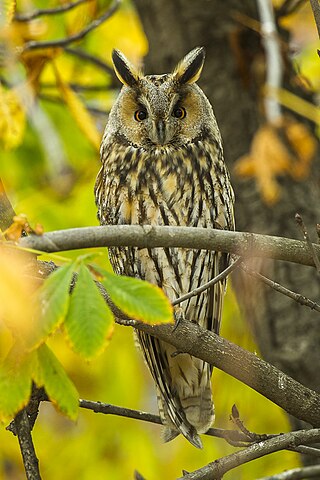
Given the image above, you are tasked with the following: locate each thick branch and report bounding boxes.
[17,225,320,268]
[180,429,320,479]
[126,320,320,428]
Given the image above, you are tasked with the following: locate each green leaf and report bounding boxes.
[28,263,74,349]
[34,344,78,421]
[64,263,114,359]
[0,347,35,423]
[97,267,173,324]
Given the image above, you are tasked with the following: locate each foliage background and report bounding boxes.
[0,0,319,478]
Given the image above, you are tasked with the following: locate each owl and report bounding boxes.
[95,47,234,449]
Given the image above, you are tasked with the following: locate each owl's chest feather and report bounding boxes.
[96,140,232,230]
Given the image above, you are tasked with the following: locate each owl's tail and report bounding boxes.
[156,349,214,449]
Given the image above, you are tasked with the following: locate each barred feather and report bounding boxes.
[96,135,234,448]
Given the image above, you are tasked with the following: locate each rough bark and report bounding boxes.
[132,0,320,463]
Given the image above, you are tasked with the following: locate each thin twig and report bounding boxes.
[276,0,306,18]
[241,263,320,313]
[23,0,120,52]
[14,0,93,22]
[310,0,320,39]
[134,471,147,480]
[257,464,320,479]
[295,213,320,273]
[13,409,41,480]
[41,81,111,92]
[77,398,320,458]
[65,47,115,76]
[172,257,242,306]
[257,0,283,123]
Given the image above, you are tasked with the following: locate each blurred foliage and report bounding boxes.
[1,0,319,478]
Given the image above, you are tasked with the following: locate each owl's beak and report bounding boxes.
[153,119,166,145]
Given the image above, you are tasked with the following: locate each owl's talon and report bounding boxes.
[172,306,185,332]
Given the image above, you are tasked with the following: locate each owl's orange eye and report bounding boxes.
[172,107,186,119]
[134,110,147,121]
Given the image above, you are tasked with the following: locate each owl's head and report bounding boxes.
[106,47,218,150]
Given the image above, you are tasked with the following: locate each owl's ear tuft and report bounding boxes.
[173,47,205,85]
[112,49,141,87]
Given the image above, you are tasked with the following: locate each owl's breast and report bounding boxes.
[96,140,234,232]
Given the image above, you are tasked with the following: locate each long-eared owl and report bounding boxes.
[95,47,235,449]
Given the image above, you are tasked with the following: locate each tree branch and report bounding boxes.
[78,398,320,459]
[179,429,320,479]
[257,0,283,123]
[242,264,320,313]
[78,398,255,443]
[22,0,120,52]
[257,464,320,479]
[172,257,243,306]
[124,320,320,428]
[14,0,93,22]
[64,47,115,76]
[17,225,320,268]
[13,409,41,480]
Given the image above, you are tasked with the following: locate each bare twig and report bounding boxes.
[172,257,242,306]
[78,398,320,459]
[276,0,306,18]
[310,0,320,39]
[14,0,93,22]
[257,0,283,123]
[41,81,111,92]
[65,47,115,76]
[17,225,320,268]
[179,429,320,479]
[13,409,41,480]
[257,464,320,479]
[295,213,320,273]
[134,471,147,480]
[23,0,120,52]
[241,263,320,313]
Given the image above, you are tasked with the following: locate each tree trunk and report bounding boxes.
[132,0,320,464]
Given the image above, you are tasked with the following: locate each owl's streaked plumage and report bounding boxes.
[95,47,234,449]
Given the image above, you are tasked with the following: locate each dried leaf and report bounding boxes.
[4,214,37,240]
[21,48,62,92]
[234,117,317,204]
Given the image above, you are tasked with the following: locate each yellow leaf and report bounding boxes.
[1,0,16,26]
[53,64,100,150]
[0,85,25,150]
[0,246,36,341]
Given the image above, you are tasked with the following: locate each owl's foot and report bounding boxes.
[172,306,185,332]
